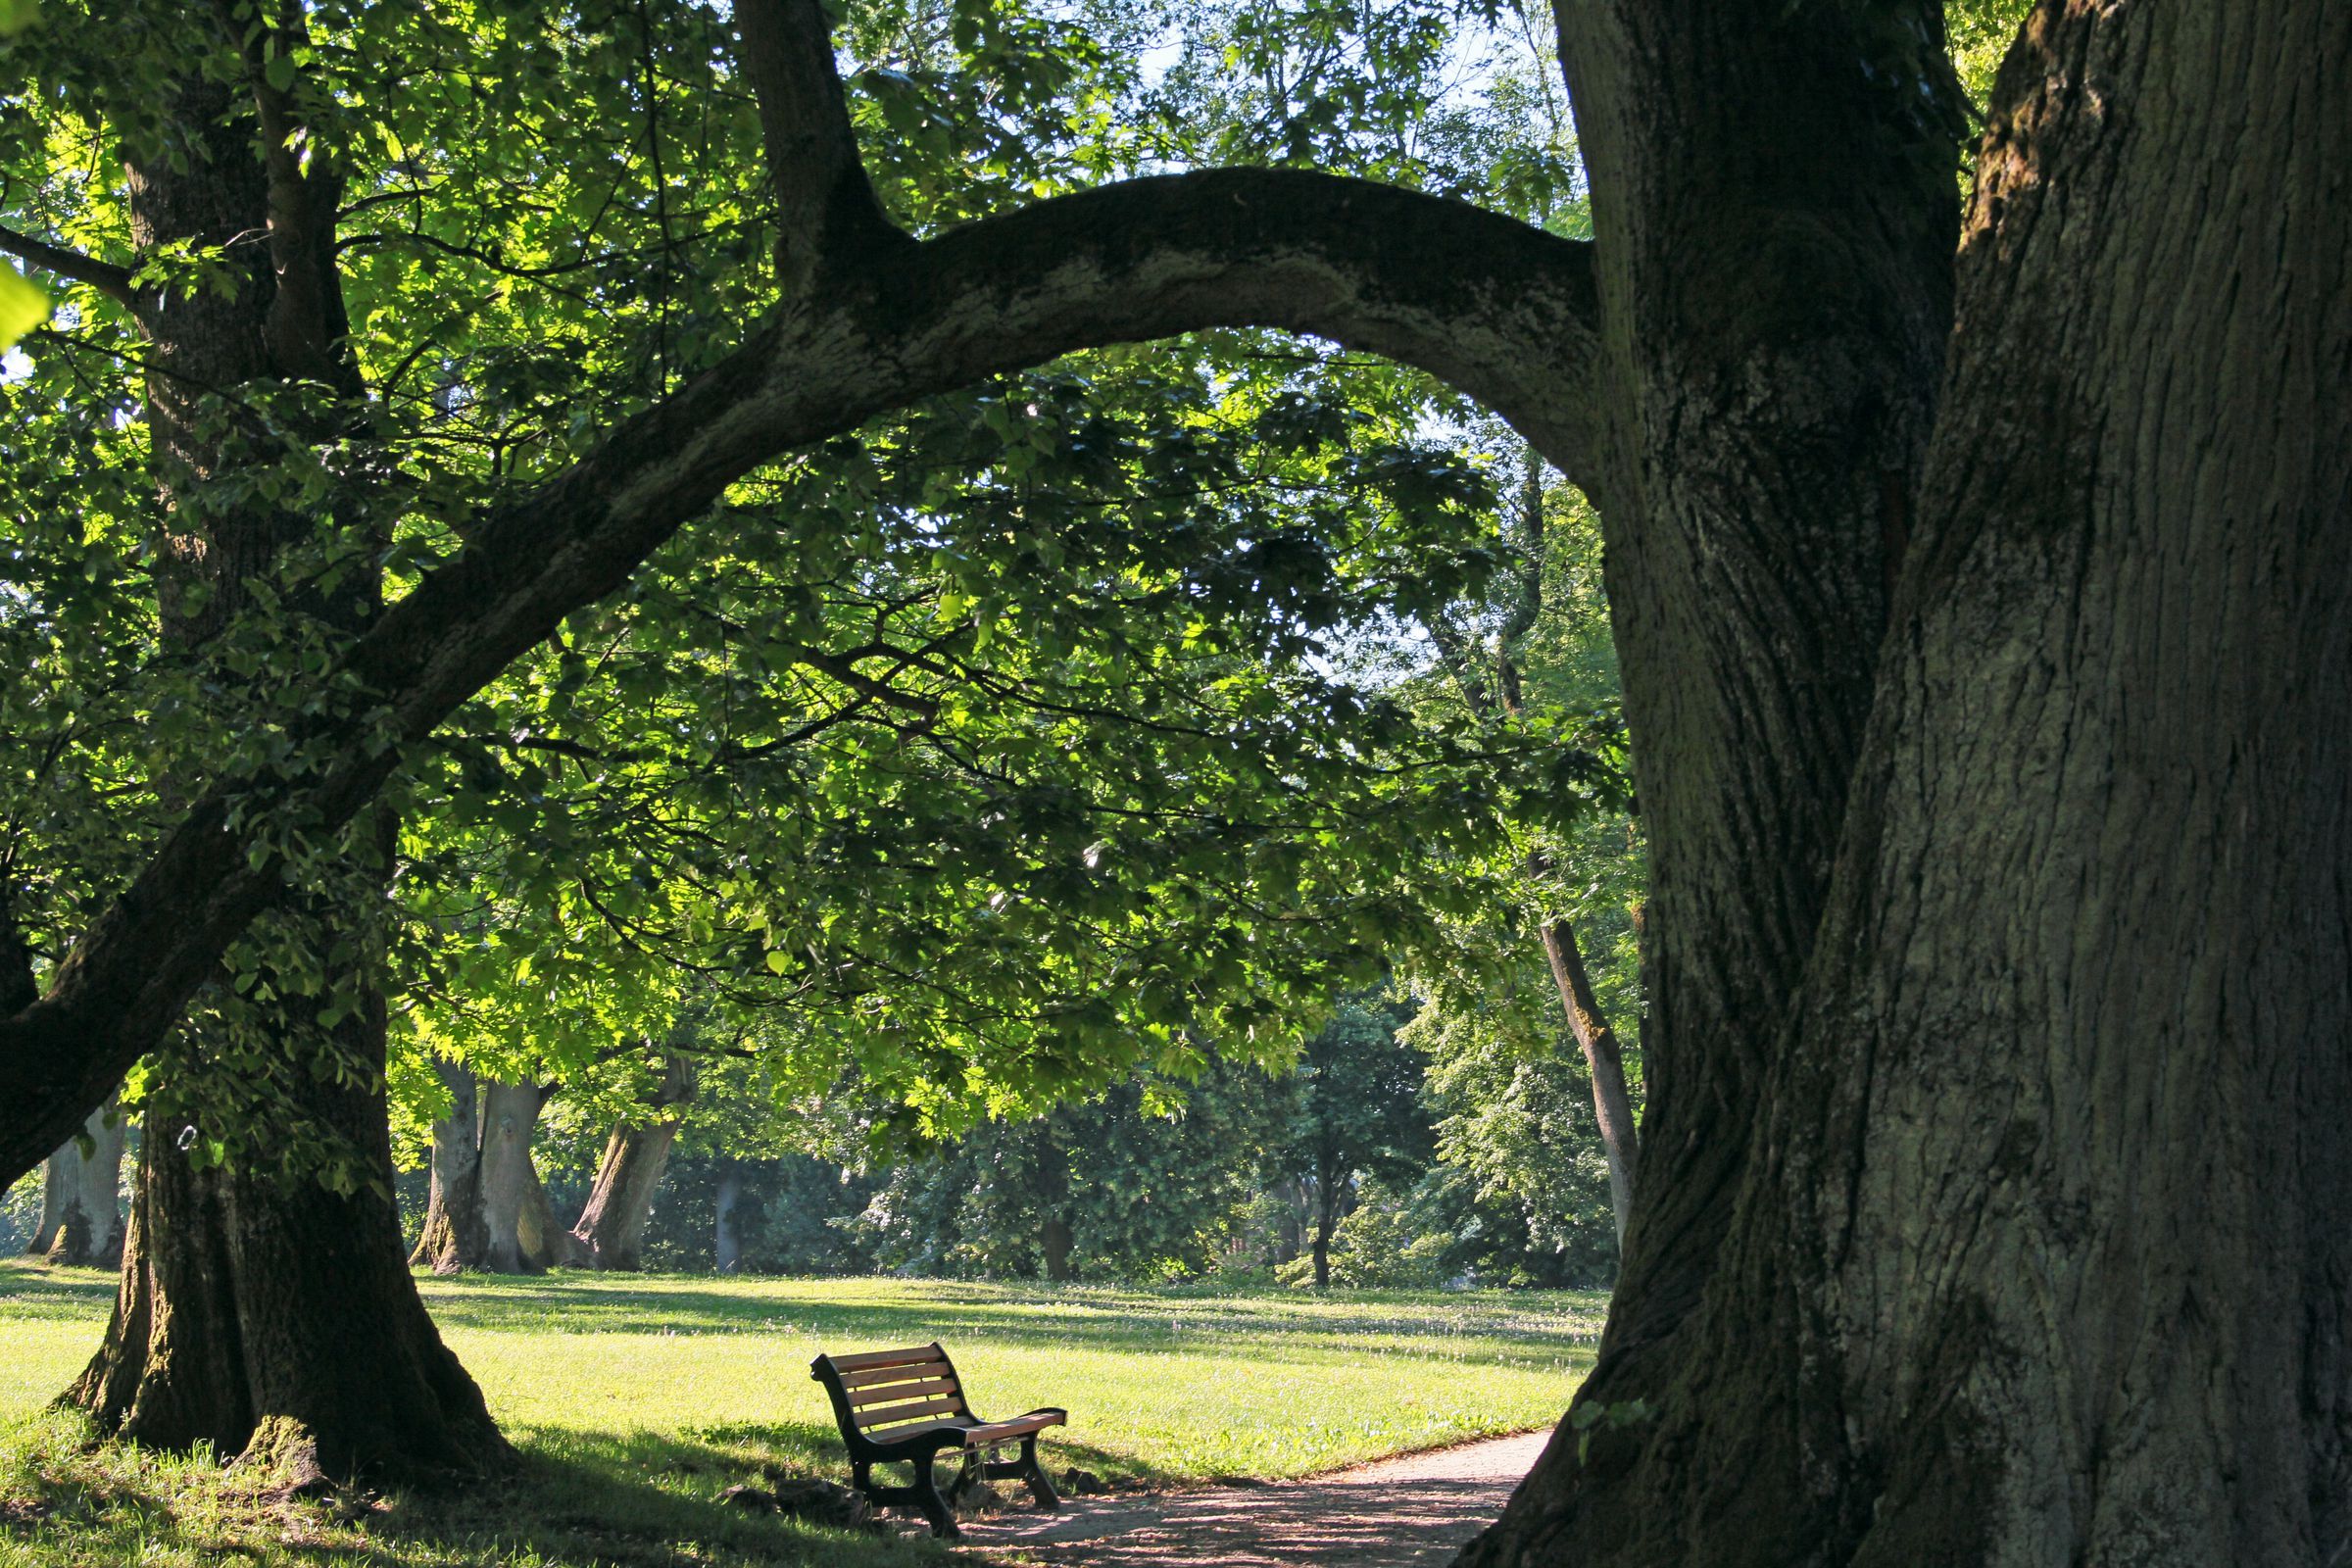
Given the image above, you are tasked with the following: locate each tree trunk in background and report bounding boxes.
[27,1143,72,1256]
[713,1166,744,1273]
[1538,920,1639,1247]
[1309,1176,1340,1290]
[66,58,505,1478]
[569,1054,696,1272]
[476,1081,549,1275]
[1035,1127,1075,1282]
[41,1098,127,1268]
[408,1061,484,1274]
[1462,2,2351,1563]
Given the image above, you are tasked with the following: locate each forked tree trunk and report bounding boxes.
[569,1054,696,1271]
[408,1060,484,1274]
[1462,2,2351,1564]
[477,1081,549,1274]
[1538,920,1639,1247]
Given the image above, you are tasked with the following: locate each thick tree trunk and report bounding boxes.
[476,1081,549,1275]
[1464,2,2351,1564]
[1538,920,1638,1248]
[1034,1129,1075,1282]
[408,1061,484,1274]
[569,1123,681,1273]
[70,1000,508,1482]
[569,1054,695,1272]
[67,57,507,1478]
[40,1099,126,1268]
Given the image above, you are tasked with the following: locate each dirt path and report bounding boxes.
[965,1430,1551,1567]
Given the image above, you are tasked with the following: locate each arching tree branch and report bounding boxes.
[0,166,1597,1187]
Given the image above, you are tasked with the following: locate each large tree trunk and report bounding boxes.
[39,1098,127,1268]
[569,1054,696,1272]
[476,1081,550,1275]
[1463,2,2351,1564]
[1538,920,1638,1248]
[68,55,506,1478]
[408,1060,485,1274]
[70,1000,508,1483]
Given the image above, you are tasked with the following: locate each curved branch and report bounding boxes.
[0,166,1597,1186]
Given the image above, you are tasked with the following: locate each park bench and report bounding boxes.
[809,1343,1065,1538]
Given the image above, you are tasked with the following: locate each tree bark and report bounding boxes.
[1462,2,2352,1564]
[569,1054,696,1271]
[69,997,507,1482]
[408,1060,485,1274]
[476,1081,549,1275]
[1538,921,1639,1248]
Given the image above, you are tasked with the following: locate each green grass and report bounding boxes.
[0,1262,1600,1567]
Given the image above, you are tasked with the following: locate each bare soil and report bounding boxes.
[961,1430,1552,1567]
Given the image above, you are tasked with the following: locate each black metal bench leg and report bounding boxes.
[912,1450,960,1540]
[1018,1436,1059,1511]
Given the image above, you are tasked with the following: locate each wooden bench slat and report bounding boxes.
[858,1396,967,1428]
[837,1359,953,1392]
[962,1411,1066,1444]
[848,1376,960,1410]
[827,1345,948,1373]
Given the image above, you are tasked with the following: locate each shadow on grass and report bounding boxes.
[0,1409,983,1568]
[416,1276,1602,1372]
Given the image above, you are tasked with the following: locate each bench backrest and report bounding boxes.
[810,1344,973,1454]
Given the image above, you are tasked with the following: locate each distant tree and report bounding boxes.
[1264,993,1433,1289]
[855,1055,1289,1282]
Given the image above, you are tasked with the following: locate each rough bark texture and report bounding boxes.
[68,997,508,1481]
[1462,1,2351,1563]
[1538,921,1638,1247]
[408,1061,485,1274]
[569,1055,696,1272]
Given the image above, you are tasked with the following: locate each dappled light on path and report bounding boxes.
[967,1429,1551,1566]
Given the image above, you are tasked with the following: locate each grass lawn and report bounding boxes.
[0,1262,1600,1567]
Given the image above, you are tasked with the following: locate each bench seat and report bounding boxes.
[810,1344,1065,1538]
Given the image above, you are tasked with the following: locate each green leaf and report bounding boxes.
[265,50,298,93]
[0,0,39,36]
[0,266,46,350]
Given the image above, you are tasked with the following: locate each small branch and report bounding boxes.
[0,223,139,309]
